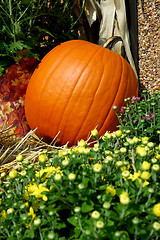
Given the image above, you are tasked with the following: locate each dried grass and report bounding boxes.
[0,125,65,173]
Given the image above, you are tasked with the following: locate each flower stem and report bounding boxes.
[146,229,154,240]
[77,213,84,233]
[39,226,43,240]
[120,206,126,219]
[135,182,143,203]
[134,225,138,240]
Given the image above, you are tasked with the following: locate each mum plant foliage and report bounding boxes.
[0,91,160,240]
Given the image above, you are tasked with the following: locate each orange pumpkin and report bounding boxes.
[25,40,138,146]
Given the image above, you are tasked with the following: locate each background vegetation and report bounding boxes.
[0,0,86,75]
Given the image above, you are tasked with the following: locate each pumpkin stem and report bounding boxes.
[103,36,128,62]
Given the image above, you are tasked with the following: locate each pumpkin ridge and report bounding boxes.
[97,52,124,135]
[72,49,108,143]
[37,44,81,137]
[99,55,137,135]
[58,45,102,145]
[75,49,124,143]
[99,55,129,134]
[25,44,75,136]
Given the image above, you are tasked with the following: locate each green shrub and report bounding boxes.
[0,0,85,75]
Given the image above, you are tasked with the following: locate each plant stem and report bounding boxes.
[134,225,138,240]
[135,182,143,203]
[120,206,126,219]
[146,229,154,240]
[39,226,44,240]
[77,213,84,233]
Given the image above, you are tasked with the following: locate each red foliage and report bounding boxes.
[0,57,39,136]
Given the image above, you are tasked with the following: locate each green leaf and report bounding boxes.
[33,26,55,38]
[151,172,157,182]
[74,228,81,239]
[0,65,4,76]
[9,41,24,52]
[7,238,17,240]
[67,216,78,227]
[56,222,66,230]
[81,201,94,213]
[82,178,89,188]
[67,195,77,203]
[23,229,35,239]
[98,184,107,190]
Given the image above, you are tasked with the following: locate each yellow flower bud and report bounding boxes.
[132,136,139,143]
[96,220,104,229]
[153,222,160,231]
[91,129,99,137]
[147,142,154,148]
[141,171,150,180]
[120,147,127,154]
[156,153,160,159]
[91,210,100,219]
[142,181,149,188]
[16,154,23,162]
[93,163,103,173]
[141,161,151,170]
[78,139,86,147]
[116,130,122,137]
[54,173,62,181]
[38,154,47,163]
[9,170,17,179]
[105,185,116,196]
[122,170,130,178]
[152,164,159,171]
[136,146,147,157]
[153,203,160,217]
[119,192,130,205]
[93,143,99,152]
[68,173,76,181]
[141,137,149,143]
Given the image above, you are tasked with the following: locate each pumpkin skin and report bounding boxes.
[25,40,138,146]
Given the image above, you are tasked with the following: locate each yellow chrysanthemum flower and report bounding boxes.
[1,209,7,221]
[142,180,149,188]
[28,206,36,220]
[58,149,71,157]
[35,166,63,180]
[132,136,139,143]
[38,154,47,163]
[105,185,116,197]
[128,170,141,184]
[91,129,99,137]
[141,171,150,180]
[141,161,151,170]
[136,146,147,157]
[93,143,99,152]
[153,203,160,217]
[141,137,149,143]
[156,153,160,159]
[78,139,86,147]
[119,191,130,205]
[76,146,86,154]
[116,130,122,137]
[25,183,49,201]
[93,163,103,173]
